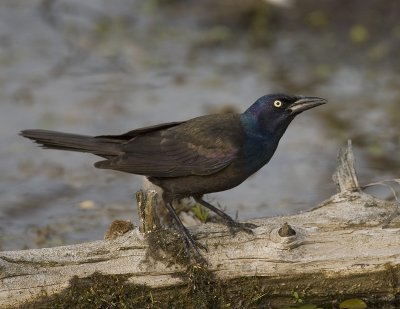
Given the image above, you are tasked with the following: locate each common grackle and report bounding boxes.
[21,94,326,262]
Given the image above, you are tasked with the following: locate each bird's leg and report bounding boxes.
[194,197,258,235]
[163,200,208,263]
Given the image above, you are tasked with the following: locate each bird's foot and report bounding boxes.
[164,201,208,265]
[181,234,208,265]
[186,235,208,252]
[194,197,258,236]
[226,221,258,236]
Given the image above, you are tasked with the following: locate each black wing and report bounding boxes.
[94,114,241,177]
[95,121,185,140]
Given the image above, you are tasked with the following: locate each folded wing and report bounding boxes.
[94,115,240,177]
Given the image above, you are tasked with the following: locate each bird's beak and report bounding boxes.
[288,96,327,115]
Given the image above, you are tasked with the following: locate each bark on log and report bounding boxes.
[1,141,399,308]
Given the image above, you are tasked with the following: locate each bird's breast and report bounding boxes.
[242,138,278,175]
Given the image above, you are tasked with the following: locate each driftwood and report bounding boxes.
[1,141,400,308]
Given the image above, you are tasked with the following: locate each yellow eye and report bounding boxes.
[274,100,282,108]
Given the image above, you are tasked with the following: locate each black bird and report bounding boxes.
[21,94,326,260]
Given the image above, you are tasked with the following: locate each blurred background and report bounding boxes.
[1,0,399,250]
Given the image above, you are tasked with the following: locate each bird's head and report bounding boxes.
[241,93,327,138]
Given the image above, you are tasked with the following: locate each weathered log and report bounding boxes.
[1,141,399,308]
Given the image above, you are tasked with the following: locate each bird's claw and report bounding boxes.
[193,238,208,252]
[243,222,258,229]
[183,237,208,265]
[227,221,258,235]
[177,228,209,264]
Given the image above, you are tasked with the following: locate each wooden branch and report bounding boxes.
[1,141,399,308]
[332,139,360,192]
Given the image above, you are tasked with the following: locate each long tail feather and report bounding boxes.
[20,130,120,157]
